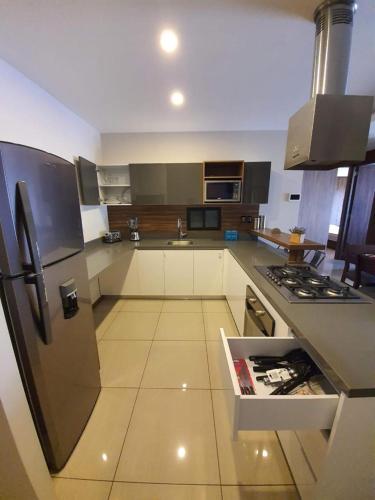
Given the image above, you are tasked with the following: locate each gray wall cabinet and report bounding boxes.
[130,163,203,205]
[243,162,271,204]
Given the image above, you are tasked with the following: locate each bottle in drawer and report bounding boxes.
[233,359,255,395]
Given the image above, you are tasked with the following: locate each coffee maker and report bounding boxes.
[128,217,140,241]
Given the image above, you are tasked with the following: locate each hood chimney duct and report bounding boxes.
[284,0,373,170]
[311,0,357,97]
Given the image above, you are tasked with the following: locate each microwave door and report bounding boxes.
[205,181,239,202]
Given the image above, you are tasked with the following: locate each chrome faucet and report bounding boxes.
[177,217,187,239]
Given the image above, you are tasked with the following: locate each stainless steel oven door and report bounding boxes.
[244,285,275,337]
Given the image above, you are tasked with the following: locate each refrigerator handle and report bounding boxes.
[16,181,52,345]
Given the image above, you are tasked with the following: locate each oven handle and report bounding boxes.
[245,300,269,335]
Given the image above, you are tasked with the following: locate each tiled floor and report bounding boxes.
[54,299,299,500]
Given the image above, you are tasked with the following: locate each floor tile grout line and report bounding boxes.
[54,475,296,487]
[106,307,163,499]
[203,311,224,500]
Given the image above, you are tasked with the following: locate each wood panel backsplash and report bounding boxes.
[108,204,259,237]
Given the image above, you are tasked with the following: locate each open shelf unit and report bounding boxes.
[203,161,244,179]
[97,164,132,205]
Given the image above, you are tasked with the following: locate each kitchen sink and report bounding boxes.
[167,240,194,246]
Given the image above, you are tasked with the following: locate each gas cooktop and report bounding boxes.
[255,265,369,303]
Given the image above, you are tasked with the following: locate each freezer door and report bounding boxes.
[0,142,83,270]
[1,251,100,472]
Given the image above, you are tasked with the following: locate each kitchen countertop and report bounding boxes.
[85,237,375,397]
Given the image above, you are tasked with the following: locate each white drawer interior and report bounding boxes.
[220,329,339,435]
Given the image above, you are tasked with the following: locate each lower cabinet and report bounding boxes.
[223,250,290,337]
[194,250,223,295]
[138,250,164,295]
[223,250,249,334]
[164,250,194,295]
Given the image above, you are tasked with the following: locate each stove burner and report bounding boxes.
[294,288,316,298]
[305,276,329,286]
[283,278,300,286]
[323,287,347,297]
[282,267,299,276]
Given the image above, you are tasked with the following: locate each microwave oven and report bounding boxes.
[204,180,242,203]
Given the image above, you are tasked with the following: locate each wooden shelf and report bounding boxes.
[203,161,244,179]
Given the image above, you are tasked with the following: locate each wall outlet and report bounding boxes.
[241,216,247,223]
[246,216,252,223]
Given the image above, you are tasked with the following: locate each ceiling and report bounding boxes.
[0,0,374,133]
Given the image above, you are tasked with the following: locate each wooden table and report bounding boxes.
[251,228,325,264]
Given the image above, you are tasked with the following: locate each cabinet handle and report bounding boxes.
[247,297,257,304]
[255,310,265,317]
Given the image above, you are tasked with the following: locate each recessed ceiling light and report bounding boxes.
[160,29,178,53]
[170,91,184,107]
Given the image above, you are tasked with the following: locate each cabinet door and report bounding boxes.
[164,251,194,295]
[243,162,271,204]
[166,163,203,204]
[98,250,139,295]
[138,250,164,295]
[194,250,223,295]
[223,250,248,334]
[129,164,167,205]
[77,156,100,205]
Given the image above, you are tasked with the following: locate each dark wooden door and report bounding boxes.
[345,164,375,247]
[297,170,337,245]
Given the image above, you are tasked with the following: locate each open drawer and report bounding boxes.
[219,329,339,437]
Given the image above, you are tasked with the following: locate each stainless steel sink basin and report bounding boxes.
[167,240,194,246]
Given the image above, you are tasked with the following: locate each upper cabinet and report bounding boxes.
[129,164,167,205]
[97,165,131,205]
[242,162,271,204]
[166,163,203,204]
[130,163,202,205]
[77,156,100,205]
[77,157,131,206]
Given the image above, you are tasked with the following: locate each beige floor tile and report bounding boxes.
[141,341,210,389]
[99,341,151,387]
[115,389,220,484]
[204,312,239,340]
[212,391,293,485]
[119,299,164,312]
[202,299,229,313]
[162,299,202,312]
[53,478,112,500]
[110,483,221,500]
[103,312,159,340]
[155,312,205,340]
[55,388,137,481]
[94,311,117,342]
[222,486,299,500]
[93,298,124,314]
[207,341,232,389]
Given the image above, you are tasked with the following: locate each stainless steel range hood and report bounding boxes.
[284,0,374,171]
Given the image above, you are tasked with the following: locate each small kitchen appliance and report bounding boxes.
[256,265,370,303]
[128,217,140,241]
[102,231,122,243]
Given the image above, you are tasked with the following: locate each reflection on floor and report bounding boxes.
[53,299,299,500]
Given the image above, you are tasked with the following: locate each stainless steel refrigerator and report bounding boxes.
[0,142,101,472]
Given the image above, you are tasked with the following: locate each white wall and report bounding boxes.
[0,301,56,500]
[102,131,303,231]
[0,58,108,242]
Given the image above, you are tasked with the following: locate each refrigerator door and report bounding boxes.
[1,251,100,472]
[0,142,83,272]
